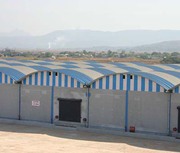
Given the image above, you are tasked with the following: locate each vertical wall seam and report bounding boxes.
[125,90,129,132]
[168,93,172,136]
[51,86,54,124]
[18,83,21,120]
[87,87,90,128]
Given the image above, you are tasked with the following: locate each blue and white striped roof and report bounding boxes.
[0,59,179,92]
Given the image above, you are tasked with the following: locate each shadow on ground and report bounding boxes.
[0,122,179,152]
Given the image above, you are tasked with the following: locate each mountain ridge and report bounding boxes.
[0,29,180,51]
[129,40,180,52]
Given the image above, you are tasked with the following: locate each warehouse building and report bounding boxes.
[0,59,179,136]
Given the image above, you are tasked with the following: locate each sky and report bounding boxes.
[0,0,180,35]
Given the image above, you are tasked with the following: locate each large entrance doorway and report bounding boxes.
[58,98,82,123]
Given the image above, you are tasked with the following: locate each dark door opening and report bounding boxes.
[57,98,82,123]
[177,106,180,133]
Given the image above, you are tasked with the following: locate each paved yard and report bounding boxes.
[0,123,179,153]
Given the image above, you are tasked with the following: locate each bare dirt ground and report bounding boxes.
[0,123,179,153]
[5,56,161,64]
[55,57,161,64]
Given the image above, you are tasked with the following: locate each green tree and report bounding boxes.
[45,52,53,58]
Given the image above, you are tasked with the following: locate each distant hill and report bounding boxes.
[0,29,31,37]
[0,29,180,51]
[129,40,180,52]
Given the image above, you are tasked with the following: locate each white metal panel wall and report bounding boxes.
[0,72,14,84]
[91,74,165,92]
[173,86,180,93]
[22,71,84,88]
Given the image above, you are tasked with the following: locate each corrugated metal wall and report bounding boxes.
[21,72,166,93]
[173,86,180,93]
[91,74,165,92]
[22,71,84,88]
[0,72,14,84]
[21,70,180,93]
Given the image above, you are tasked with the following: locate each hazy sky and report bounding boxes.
[0,0,180,35]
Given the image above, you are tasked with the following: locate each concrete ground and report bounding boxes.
[0,123,179,153]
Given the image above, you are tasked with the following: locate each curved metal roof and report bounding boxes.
[0,59,179,91]
[29,66,51,71]
[128,71,174,90]
[89,68,115,75]
[0,67,25,80]
[54,69,93,84]
[164,64,180,69]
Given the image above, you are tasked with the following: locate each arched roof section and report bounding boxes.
[0,59,179,90]
[34,61,54,65]
[18,69,94,85]
[157,70,180,78]
[169,83,180,91]
[86,63,105,68]
[4,65,178,90]
[89,71,175,90]
[53,69,93,84]
[88,68,115,75]
[109,62,154,71]
[28,66,51,71]
[153,64,180,71]
[60,65,80,68]
[131,71,174,89]
[164,64,180,70]
[0,61,25,66]
[0,67,25,81]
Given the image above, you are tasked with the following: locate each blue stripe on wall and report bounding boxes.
[134,75,138,91]
[125,91,129,131]
[99,78,102,89]
[71,78,74,88]
[29,75,32,85]
[106,76,109,89]
[41,72,44,86]
[156,84,160,92]
[141,77,145,91]
[120,74,123,90]
[35,73,38,85]
[127,74,130,91]
[10,78,13,84]
[58,73,62,87]
[5,74,8,83]
[50,86,54,124]
[175,87,179,93]
[92,82,96,89]
[113,74,116,90]
[23,78,26,84]
[149,80,152,92]
[77,81,80,88]
[0,72,2,83]
[65,75,68,87]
